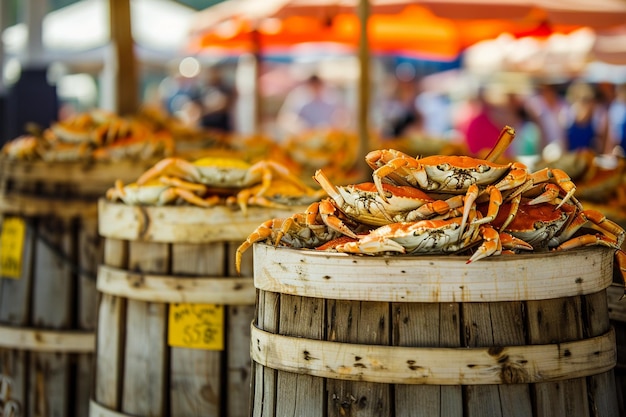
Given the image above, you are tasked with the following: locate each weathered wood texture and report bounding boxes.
[0,158,156,417]
[0,218,100,416]
[92,203,284,417]
[607,283,626,416]
[251,244,620,417]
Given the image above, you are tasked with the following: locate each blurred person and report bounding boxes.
[414,88,453,139]
[276,74,350,139]
[510,101,541,157]
[376,78,419,139]
[460,86,512,157]
[525,82,568,154]
[562,81,608,153]
[605,83,626,154]
[198,66,235,132]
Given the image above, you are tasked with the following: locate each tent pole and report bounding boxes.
[356,0,371,181]
[109,0,138,116]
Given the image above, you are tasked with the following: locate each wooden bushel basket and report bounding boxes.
[0,158,154,417]
[90,200,301,417]
[251,244,620,417]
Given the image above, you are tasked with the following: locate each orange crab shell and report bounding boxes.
[483,201,569,233]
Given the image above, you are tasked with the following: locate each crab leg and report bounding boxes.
[529,168,577,210]
[235,218,285,274]
[334,236,406,254]
[466,225,501,263]
[484,125,516,162]
[318,199,359,238]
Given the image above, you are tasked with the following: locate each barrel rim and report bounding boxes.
[98,198,307,243]
[253,243,616,302]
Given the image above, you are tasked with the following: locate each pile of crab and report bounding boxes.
[1,109,174,162]
[105,155,326,214]
[535,148,626,227]
[236,126,626,287]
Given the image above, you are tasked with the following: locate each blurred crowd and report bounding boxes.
[156,62,626,164]
[374,73,626,163]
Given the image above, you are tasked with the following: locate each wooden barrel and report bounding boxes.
[90,199,301,417]
[0,158,154,417]
[251,244,619,417]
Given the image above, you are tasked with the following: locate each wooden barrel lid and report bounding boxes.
[98,199,306,243]
[253,244,616,302]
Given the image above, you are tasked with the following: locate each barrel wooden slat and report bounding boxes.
[95,238,128,411]
[584,290,620,417]
[326,300,391,416]
[251,244,620,417]
[607,283,626,415]
[170,242,222,417]
[489,302,533,417]
[252,285,279,417]
[31,218,75,416]
[463,303,503,417]
[226,242,255,417]
[122,241,168,417]
[393,303,441,417]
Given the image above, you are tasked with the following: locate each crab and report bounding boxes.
[105,177,220,207]
[482,199,624,251]
[135,156,319,213]
[322,207,533,263]
[1,135,40,159]
[311,168,469,236]
[136,157,305,191]
[227,178,326,214]
[366,126,577,235]
[235,201,345,273]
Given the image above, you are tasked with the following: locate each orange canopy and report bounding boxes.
[188,4,579,60]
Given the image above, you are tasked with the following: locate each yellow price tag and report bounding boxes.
[168,303,224,350]
[0,217,26,279]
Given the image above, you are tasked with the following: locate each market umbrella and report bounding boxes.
[189,0,602,177]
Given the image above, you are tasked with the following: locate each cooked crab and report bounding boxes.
[1,135,40,159]
[235,201,345,273]
[482,199,624,251]
[106,178,220,207]
[324,208,533,263]
[228,177,326,214]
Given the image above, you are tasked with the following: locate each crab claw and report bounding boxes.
[236,218,284,274]
[466,225,501,264]
[335,236,406,254]
[499,232,534,251]
[318,199,359,238]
